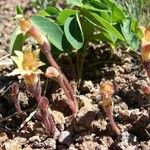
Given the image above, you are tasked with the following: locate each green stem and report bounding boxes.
[77,54,85,87]
[67,55,77,81]
[76,42,88,88]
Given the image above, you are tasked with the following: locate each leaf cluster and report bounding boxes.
[11,0,143,57]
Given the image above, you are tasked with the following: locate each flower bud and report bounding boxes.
[39,97,49,112]
[140,26,150,78]
[140,26,150,47]
[100,80,114,99]
[45,66,60,79]
[18,18,31,32]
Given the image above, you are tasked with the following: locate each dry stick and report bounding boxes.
[41,42,78,114]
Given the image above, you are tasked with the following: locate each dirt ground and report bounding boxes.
[0,0,150,150]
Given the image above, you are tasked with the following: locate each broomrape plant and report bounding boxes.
[17,15,78,114]
[11,46,56,136]
[100,80,120,135]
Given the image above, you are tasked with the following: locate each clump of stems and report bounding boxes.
[17,17,78,114]
[28,79,56,136]
[11,46,56,136]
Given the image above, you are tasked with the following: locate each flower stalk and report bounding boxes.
[45,67,78,114]
[100,80,120,135]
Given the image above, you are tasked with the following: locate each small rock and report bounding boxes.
[92,116,107,132]
[44,138,56,149]
[2,137,26,150]
[79,140,101,150]
[29,136,41,143]
[52,110,65,125]
[77,95,93,108]
[23,145,32,150]
[138,143,150,150]
[0,132,8,147]
[98,136,114,149]
[58,130,73,145]
[114,131,137,150]
[81,80,94,93]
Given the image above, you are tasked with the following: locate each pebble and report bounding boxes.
[58,130,72,145]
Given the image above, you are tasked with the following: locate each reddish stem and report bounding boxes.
[105,107,120,135]
[11,82,21,114]
[28,80,56,136]
[41,42,78,114]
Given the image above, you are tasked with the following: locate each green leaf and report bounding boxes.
[82,0,109,11]
[82,4,109,12]
[80,17,94,40]
[62,34,73,53]
[92,32,117,44]
[64,14,84,50]
[16,5,23,15]
[57,9,77,25]
[38,10,50,17]
[38,7,59,17]
[81,10,124,41]
[31,16,64,51]
[98,11,111,22]
[121,19,140,50]
[66,0,83,7]
[10,26,25,54]
[102,0,125,22]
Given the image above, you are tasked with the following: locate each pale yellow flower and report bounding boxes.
[18,18,32,33]
[140,26,150,47]
[140,26,150,61]
[17,17,47,45]
[11,46,45,85]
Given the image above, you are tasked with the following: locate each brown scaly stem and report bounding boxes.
[140,26,150,79]
[105,106,120,135]
[41,42,78,114]
[11,82,21,114]
[45,66,78,114]
[27,79,56,136]
[38,96,56,136]
[100,80,120,135]
[57,76,78,114]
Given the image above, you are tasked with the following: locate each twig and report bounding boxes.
[19,109,37,130]
[0,54,10,61]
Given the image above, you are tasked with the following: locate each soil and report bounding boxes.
[0,0,150,150]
